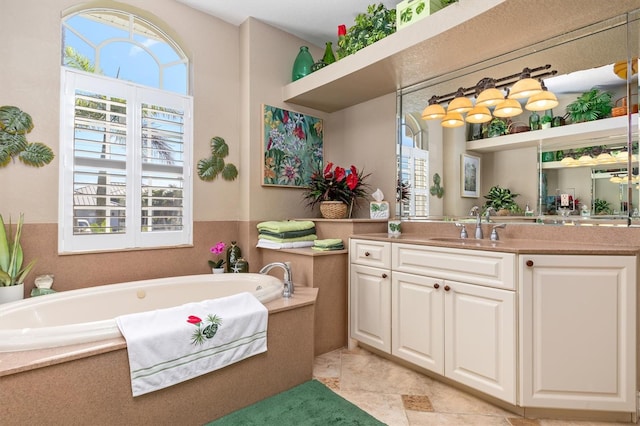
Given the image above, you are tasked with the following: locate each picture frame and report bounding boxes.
[461,153,480,198]
[261,104,323,188]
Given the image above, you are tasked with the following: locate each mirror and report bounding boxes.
[397,11,639,226]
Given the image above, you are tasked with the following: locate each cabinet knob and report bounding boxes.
[526,260,534,267]
[364,251,371,257]
[433,283,440,289]
[444,285,451,291]
[382,273,388,279]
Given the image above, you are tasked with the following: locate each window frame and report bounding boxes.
[59,68,193,253]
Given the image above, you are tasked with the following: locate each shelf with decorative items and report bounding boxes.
[282,2,638,113]
[467,113,638,153]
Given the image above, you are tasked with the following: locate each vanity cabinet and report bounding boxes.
[392,243,517,404]
[349,239,391,352]
[520,254,637,412]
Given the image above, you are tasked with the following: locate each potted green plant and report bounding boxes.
[540,114,553,129]
[484,185,520,215]
[337,3,396,59]
[565,88,613,123]
[0,213,36,303]
[303,162,370,218]
[593,198,612,215]
[0,105,54,167]
[486,118,508,138]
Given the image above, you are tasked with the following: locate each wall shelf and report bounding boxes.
[467,114,638,153]
[281,0,639,113]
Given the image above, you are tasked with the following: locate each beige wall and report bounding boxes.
[0,0,398,292]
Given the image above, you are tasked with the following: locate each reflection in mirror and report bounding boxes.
[397,10,639,227]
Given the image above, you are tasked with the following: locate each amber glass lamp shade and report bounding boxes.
[441,112,465,128]
[465,106,492,123]
[493,99,523,118]
[421,103,446,120]
[508,78,543,99]
[525,91,559,111]
[447,96,473,114]
[475,88,504,107]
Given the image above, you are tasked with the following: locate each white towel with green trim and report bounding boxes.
[116,292,268,397]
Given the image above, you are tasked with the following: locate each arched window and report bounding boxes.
[59,8,193,253]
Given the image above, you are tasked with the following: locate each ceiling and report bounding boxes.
[175,0,401,47]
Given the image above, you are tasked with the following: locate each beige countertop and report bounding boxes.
[351,233,640,255]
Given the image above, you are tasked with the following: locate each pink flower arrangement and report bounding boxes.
[208,241,226,269]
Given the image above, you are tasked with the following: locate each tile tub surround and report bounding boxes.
[1,288,317,425]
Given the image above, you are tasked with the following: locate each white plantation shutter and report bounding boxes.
[60,69,193,253]
[400,146,429,217]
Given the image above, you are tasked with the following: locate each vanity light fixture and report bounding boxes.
[441,112,465,128]
[560,156,579,167]
[525,80,559,111]
[493,98,523,118]
[577,154,597,166]
[508,68,543,99]
[421,95,446,120]
[465,106,492,123]
[446,88,473,114]
[596,152,617,164]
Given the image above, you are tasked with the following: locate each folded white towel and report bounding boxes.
[256,239,315,249]
[116,292,268,397]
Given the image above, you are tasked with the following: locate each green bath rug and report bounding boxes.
[206,379,385,425]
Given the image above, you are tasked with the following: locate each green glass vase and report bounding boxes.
[322,42,336,65]
[292,46,314,81]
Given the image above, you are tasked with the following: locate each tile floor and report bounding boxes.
[312,346,634,426]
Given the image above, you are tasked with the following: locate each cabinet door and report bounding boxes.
[392,271,445,374]
[520,255,636,412]
[350,264,391,352]
[444,280,516,404]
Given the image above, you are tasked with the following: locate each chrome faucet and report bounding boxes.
[469,206,483,239]
[490,223,506,241]
[485,207,496,223]
[259,262,294,298]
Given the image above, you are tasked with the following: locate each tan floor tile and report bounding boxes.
[508,418,542,426]
[315,376,340,391]
[406,411,512,425]
[425,378,515,417]
[312,348,342,377]
[402,394,434,412]
[338,390,409,426]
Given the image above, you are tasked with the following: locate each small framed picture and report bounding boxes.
[461,153,480,198]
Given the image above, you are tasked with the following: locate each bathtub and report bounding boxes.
[0,273,283,353]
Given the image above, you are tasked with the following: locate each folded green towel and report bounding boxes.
[312,245,345,251]
[257,220,315,233]
[314,238,343,248]
[259,227,316,239]
[258,233,317,243]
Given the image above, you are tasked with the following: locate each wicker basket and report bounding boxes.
[320,201,348,219]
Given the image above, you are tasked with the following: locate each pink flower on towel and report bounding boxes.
[187,315,202,325]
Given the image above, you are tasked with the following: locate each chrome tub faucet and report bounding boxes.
[259,262,294,298]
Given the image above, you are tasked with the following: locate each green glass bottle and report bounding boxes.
[226,241,241,273]
[529,111,540,130]
[292,46,314,81]
[322,42,336,65]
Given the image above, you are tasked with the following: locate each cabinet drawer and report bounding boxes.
[392,243,516,290]
[350,239,391,268]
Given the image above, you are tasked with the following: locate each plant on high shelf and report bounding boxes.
[593,198,613,215]
[337,3,396,59]
[565,88,613,123]
[486,118,508,138]
[0,106,54,167]
[0,213,36,287]
[540,114,553,129]
[483,185,520,215]
[303,162,370,218]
